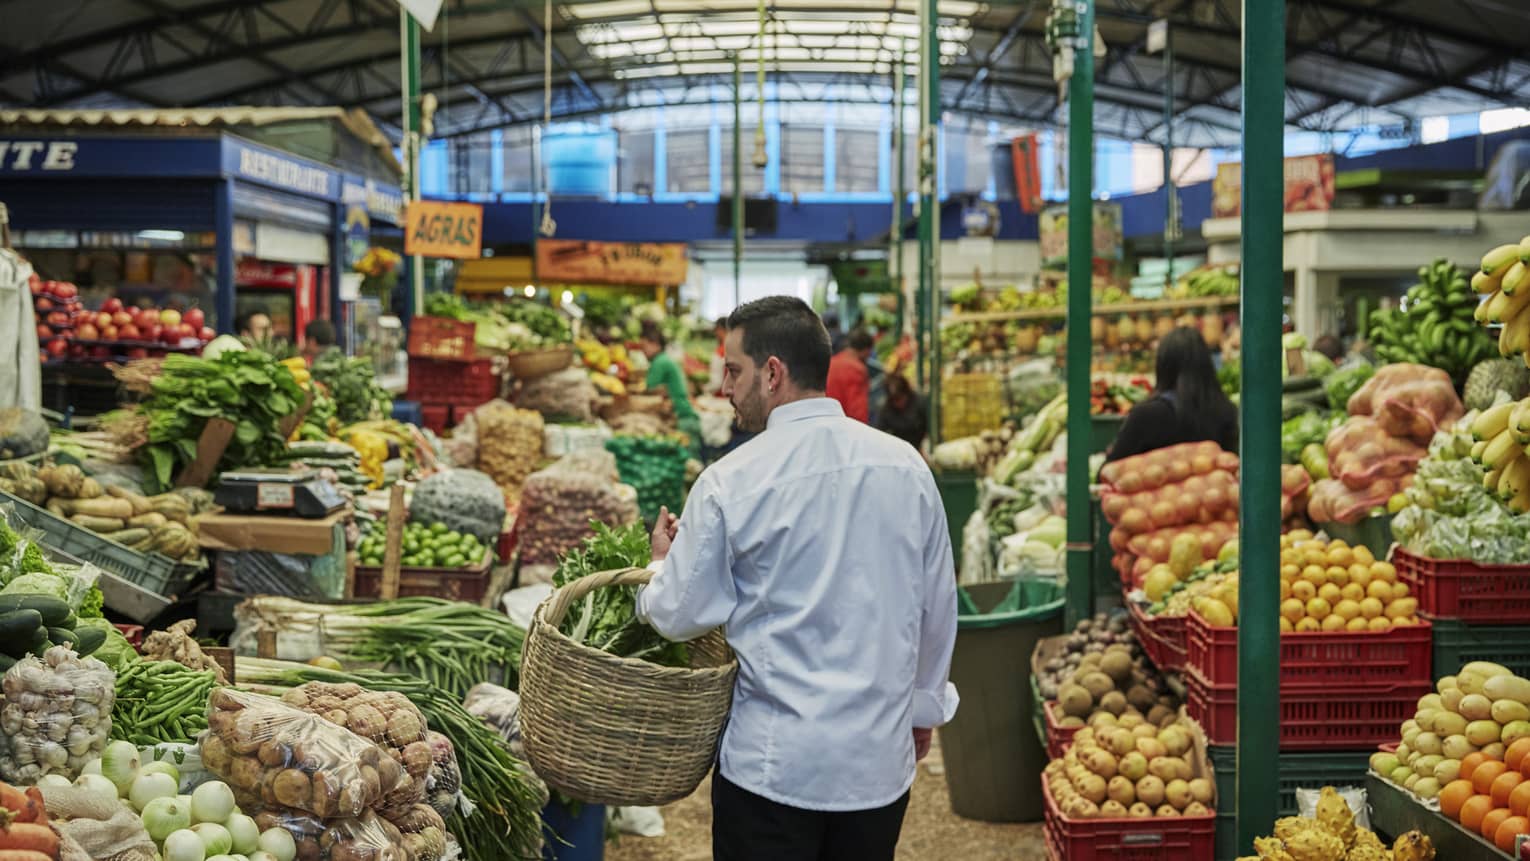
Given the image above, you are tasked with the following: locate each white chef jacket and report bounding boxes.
[636,397,959,812]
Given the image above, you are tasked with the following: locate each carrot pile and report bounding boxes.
[0,781,59,860]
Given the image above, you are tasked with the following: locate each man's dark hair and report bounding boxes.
[235,307,269,335]
[640,321,667,349]
[726,296,832,391]
[847,330,874,352]
[304,318,337,347]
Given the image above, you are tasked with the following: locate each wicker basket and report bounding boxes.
[519,568,738,806]
[507,346,573,380]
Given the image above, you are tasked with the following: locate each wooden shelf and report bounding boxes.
[946,295,1240,324]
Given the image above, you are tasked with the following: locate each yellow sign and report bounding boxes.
[536,239,689,286]
[404,200,483,259]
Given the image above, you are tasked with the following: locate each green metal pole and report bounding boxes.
[733,54,744,308]
[1162,34,1175,291]
[1237,0,1284,850]
[919,0,941,441]
[401,10,423,311]
[893,51,906,334]
[1064,2,1095,628]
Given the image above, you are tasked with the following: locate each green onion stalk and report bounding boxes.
[235,656,548,861]
[237,596,525,697]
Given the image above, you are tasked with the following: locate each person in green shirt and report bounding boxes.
[640,321,702,456]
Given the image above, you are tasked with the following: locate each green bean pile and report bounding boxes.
[110,659,218,745]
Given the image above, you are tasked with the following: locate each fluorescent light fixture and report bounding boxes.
[137,229,185,241]
[524,286,537,298]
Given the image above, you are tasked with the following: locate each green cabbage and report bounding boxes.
[77,618,136,672]
[0,571,70,601]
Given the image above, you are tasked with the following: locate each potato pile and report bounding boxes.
[1036,613,1178,728]
[474,403,543,500]
[279,682,437,818]
[1043,714,1212,819]
[199,689,411,820]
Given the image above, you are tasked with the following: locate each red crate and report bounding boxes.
[407,356,499,408]
[1185,610,1432,689]
[1042,700,1083,760]
[420,404,451,434]
[353,554,494,603]
[1042,775,1215,861]
[1185,668,1427,750]
[407,315,477,361]
[1393,547,1530,623]
[1129,601,1187,672]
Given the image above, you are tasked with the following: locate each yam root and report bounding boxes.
[104,485,153,515]
[67,515,124,534]
[58,497,133,519]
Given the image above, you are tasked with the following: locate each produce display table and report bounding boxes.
[1366,774,1511,861]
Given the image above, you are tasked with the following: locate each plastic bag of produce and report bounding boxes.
[605,434,688,523]
[200,688,414,819]
[1098,440,1235,493]
[1324,416,1427,491]
[462,683,524,757]
[516,367,596,423]
[474,401,544,496]
[0,646,114,783]
[277,682,434,817]
[1347,363,1464,444]
[442,409,478,468]
[515,453,640,566]
[1307,475,1410,525]
[250,807,414,861]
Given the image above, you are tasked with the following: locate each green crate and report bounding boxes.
[1208,745,1372,860]
[1430,616,1530,679]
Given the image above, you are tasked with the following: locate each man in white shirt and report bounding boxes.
[636,295,960,860]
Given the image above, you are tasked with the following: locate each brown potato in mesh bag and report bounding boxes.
[279,682,431,815]
[251,806,415,861]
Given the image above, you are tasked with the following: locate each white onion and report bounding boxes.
[129,771,178,812]
[163,829,206,861]
[248,853,278,861]
[256,827,296,861]
[194,822,233,856]
[101,739,141,795]
[141,796,192,842]
[73,773,118,805]
[140,759,181,786]
[191,780,237,824]
[225,814,260,854]
[36,774,71,789]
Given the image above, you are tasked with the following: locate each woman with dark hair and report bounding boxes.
[1106,327,1238,462]
[875,372,928,451]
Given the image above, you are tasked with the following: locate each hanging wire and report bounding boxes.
[753,0,767,167]
[539,0,556,236]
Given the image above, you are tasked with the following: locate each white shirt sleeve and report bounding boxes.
[912,485,960,729]
[635,488,737,643]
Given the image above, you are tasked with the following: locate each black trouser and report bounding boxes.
[712,772,911,861]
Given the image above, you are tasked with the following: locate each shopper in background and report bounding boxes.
[825,329,874,423]
[1313,333,1344,364]
[1106,326,1238,462]
[822,309,846,354]
[876,372,929,452]
[236,308,272,342]
[302,319,337,365]
[638,321,702,456]
[638,295,959,861]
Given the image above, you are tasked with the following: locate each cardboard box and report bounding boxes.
[195,511,347,556]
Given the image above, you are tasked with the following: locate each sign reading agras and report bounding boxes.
[404,201,483,259]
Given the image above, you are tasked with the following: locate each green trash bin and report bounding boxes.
[939,578,1065,823]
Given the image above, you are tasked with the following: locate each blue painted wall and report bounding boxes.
[477,198,1042,245]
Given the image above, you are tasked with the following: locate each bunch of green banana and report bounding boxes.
[1177,265,1240,298]
[1469,395,1530,510]
[1371,258,1496,378]
[1473,237,1530,362]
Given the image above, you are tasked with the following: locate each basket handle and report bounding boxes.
[540,567,653,628]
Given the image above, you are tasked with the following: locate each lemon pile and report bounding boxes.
[1274,532,1420,632]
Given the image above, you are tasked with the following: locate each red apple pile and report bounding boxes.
[30,275,215,363]
[1098,441,1242,587]
[31,276,82,362]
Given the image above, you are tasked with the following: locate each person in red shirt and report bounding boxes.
[826,329,874,423]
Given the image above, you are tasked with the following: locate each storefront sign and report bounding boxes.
[343,206,371,268]
[0,141,78,171]
[404,200,483,259]
[236,260,300,288]
[234,145,334,197]
[342,178,404,225]
[1212,154,1335,218]
[536,240,689,286]
[1010,134,1042,214]
[1038,202,1123,267]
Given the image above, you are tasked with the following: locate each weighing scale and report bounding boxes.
[214,470,347,517]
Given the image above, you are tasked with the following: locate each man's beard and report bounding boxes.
[732,389,767,433]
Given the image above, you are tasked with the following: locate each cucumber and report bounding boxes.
[47,627,79,649]
[72,624,107,657]
[0,595,71,627]
[0,610,44,659]
[28,626,49,654]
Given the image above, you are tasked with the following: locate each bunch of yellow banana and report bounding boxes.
[1473,236,1530,360]
[280,355,312,387]
[577,338,612,371]
[1470,396,1530,509]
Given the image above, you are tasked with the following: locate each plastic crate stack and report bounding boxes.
[1393,547,1530,679]
[405,316,501,433]
[1182,609,1433,858]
